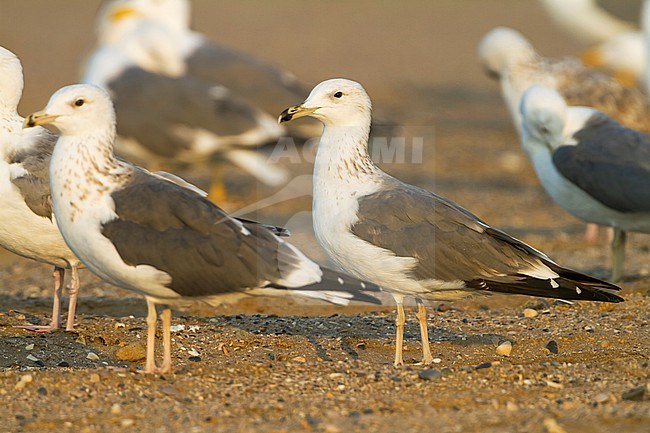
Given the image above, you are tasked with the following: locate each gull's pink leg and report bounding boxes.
[394,302,405,367]
[416,300,433,365]
[18,267,65,332]
[65,266,80,331]
[143,298,158,374]
[159,306,173,374]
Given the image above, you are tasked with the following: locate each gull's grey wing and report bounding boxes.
[186,38,308,112]
[102,169,376,303]
[9,131,56,219]
[351,182,621,302]
[553,114,650,213]
[108,67,272,158]
[185,37,321,137]
[102,168,291,296]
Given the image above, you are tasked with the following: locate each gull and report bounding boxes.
[24,84,383,374]
[520,84,650,281]
[0,46,83,332]
[279,78,623,366]
[91,0,321,139]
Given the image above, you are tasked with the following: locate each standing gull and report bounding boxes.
[279,78,623,366]
[0,46,82,332]
[520,85,650,281]
[24,84,383,374]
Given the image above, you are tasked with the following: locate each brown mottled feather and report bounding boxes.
[510,55,650,133]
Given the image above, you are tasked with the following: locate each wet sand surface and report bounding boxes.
[0,1,649,432]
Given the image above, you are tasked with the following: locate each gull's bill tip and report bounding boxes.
[23,111,58,129]
[23,111,59,129]
[278,104,318,123]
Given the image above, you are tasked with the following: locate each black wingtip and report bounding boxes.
[467,276,624,303]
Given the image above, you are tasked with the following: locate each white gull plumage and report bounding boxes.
[539,0,639,45]
[539,0,644,85]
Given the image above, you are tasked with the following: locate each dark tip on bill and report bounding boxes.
[278,108,293,123]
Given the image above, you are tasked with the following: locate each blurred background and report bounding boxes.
[2,1,583,112]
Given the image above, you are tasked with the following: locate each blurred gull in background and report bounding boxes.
[478,27,650,134]
[520,84,650,282]
[479,26,650,243]
[83,0,300,201]
[539,0,640,45]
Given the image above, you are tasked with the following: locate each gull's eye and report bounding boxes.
[74,98,85,107]
[333,91,343,98]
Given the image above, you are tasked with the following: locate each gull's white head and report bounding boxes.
[24,84,116,137]
[0,46,24,113]
[279,78,372,127]
[519,84,567,149]
[478,27,536,78]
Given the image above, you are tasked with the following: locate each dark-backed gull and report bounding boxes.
[520,84,650,281]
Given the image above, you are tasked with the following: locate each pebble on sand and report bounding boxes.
[15,374,33,390]
[523,308,538,318]
[418,369,443,381]
[622,384,649,401]
[594,393,612,404]
[496,341,512,356]
[86,352,100,361]
[545,340,559,354]
[543,418,568,433]
[115,343,146,362]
